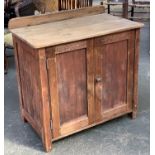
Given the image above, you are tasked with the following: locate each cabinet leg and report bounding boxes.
[23,117,28,123]
[42,138,52,152]
[20,111,28,123]
[129,111,137,119]
[21,115,28,123]
[132,111,137,119]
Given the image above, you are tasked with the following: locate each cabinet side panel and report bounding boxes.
[56,49,87,125]
[14,37,42,136]
[12,36,25,121]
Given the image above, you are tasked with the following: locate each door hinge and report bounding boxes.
[50,120,53,129]
[46,60,49,70]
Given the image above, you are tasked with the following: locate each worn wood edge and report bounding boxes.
[94,39,102,121]
[12,36,25,122]
[100,105,128,120]
[52,109,132,142]
[55,40,87,54]
[12,24,144,49]
[87,39,95,124]
[47,57,61,138]
[132,29,140,119]
[127,30,135,111]
[94,31,130,45]
[38,49,52,152]
[9,5,105,30]
[60,115,88,135]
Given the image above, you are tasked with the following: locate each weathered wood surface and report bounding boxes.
[94,31,135,122]
[56,49,87,125]
[38,49,52,152]
[13,36,52,152]
[47,54,61,138]
[132,29,140,119]
[12,36,47,139]
[46,40,95,137]
[11,7,142,152]
[9,5,105,29]
[10,13,143,48]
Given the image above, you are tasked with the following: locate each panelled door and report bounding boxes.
[47,40,95,138]
[94,31,135,122]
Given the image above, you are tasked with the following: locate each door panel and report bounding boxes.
[94,31,135,121]
[56,49,87,125]
[101,40,128,111]
[47,40,95,137]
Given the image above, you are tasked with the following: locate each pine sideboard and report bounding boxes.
[9,6,144,152]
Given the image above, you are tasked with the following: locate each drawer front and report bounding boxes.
[94,31,135,121]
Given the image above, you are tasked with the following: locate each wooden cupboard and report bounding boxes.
[9,6,143,152]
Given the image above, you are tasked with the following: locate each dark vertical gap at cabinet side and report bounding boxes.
[126,39,129,110]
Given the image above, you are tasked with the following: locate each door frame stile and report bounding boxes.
[38,48,52,152]
[87,39,95,124]
[47,49,61,138]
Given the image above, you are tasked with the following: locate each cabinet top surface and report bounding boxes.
[11,13,143,49]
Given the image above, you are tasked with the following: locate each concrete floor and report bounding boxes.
[4,21,150,155]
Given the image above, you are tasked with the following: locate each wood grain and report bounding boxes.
[9,5,105,29]
[87,39,95,124]
[127,31,135,111]
[56,49,87,125]
[60,115,88,135]
[94,40,102,121]
[15,40,42,127]
[12,36,25,122]
[47,55,61,138]
[94,31,136,121]
[52,108,132,142]
[102,40,128,111]
[10,13,143,49]
[55,40,87,54]
[39,49,52,152]
[13,37,52,151]
[132,29,140,119]
[11,10,142,152]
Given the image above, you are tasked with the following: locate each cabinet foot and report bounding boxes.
[23,117,28,123]
[129,111,137,119]
[21,115,28,123]
[43,141,52,152]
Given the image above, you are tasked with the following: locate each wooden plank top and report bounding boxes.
[11,13,144,49]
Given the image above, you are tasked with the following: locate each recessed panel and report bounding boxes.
[101,40,128,111]
[56,49,87,125]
